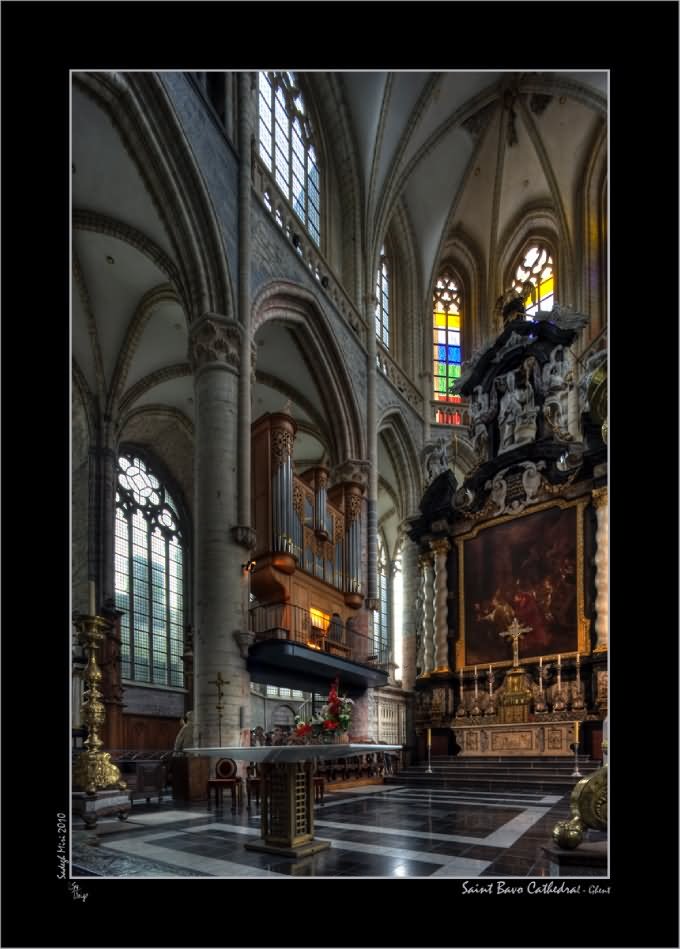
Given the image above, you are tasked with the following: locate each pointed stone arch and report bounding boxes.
[377,407,422,518]
[252,280,365,465]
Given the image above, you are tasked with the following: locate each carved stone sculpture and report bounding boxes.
[542,345,572,440]
[497,373,520,450]
[424,436,449,485]
[469,385,491,464]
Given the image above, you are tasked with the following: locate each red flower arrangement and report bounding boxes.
[294,678,353,742]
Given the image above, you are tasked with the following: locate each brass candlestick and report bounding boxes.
[72,615,126,795]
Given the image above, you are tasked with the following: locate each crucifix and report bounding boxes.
[209,671,230,746]
[499,618,532,668]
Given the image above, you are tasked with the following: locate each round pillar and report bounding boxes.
[190,314,251,747]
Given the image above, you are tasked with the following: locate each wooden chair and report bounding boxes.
[246,762,261,809]
[313,775,325,803]
[207,757,243,810]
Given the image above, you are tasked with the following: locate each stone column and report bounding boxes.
[190,314,251,747]
[592,487,608,653]
[88,435,118,611]
[431,538,451,673]
[365,293,379,610]
[236,72,256,546]
[421,551,435,677]
[399,527,420,691]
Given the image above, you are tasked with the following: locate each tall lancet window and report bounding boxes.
[257,71,321,246]
[511,243,555,316]
[372,535,390,662]
[375,244,389,348]
[433,269,463,424]
[114,452,185,688]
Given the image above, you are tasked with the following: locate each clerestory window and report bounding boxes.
[433,269,463,424]
[511,243,555,316]
[375,244,389,349]
[257,71,320,246]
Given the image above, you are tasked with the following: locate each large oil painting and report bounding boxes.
[459,501,584,667]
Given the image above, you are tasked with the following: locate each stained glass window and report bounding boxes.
[115,452,185,688]
[258,71,320,246]
[512,243,555,316]
[433,270,463,423]
[375,244,389,349]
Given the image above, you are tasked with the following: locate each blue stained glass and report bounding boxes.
[437,345,447,360]
[448,346,461,362]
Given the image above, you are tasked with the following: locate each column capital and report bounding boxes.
[591,486,608,510]
[332,459,369,490]
[189,314,243,374]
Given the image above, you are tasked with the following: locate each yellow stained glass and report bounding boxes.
[434,311,447,327]
[447,314,460,329]
[539,275,554,301]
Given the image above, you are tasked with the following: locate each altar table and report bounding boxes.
[186,744,400,858]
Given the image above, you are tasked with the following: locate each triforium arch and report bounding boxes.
[377,408,422,519]
[252,280,365,465]
[73,70,234,325]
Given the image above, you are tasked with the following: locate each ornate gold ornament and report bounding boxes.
[553,765,607,849]
[72,616,126,795]
[271,428,294,467]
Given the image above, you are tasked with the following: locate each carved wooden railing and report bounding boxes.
[252,155,367,343]
[249,603,389,667]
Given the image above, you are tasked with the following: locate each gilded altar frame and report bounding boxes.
[454,498,589,671]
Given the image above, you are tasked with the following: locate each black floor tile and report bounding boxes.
[72,788,605,879]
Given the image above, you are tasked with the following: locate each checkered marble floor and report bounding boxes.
[71,786,606,879]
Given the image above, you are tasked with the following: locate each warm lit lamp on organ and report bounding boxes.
[242,560,256,602]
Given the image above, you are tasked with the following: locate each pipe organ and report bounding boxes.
[250,411,365,632]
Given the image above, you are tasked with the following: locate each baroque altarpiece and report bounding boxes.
[410,303,607,761]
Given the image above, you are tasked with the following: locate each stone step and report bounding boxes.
[384,775,583,792]
[397,771,597,782]
[400,763,598,774]
[428,755,596,763]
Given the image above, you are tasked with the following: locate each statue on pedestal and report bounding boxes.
[542,345,572,440]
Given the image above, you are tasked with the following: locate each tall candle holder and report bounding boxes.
[571,722,582,777]
[552,654,566,712]
[534,661,547,713]
[484,666,496,716]
[72,614,126,795]
[425,727,433,774]
[470,666,481,717]
[571,654,585,710]
[456,668,467,717]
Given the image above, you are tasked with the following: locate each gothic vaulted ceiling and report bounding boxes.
[72,70,606,526]
[330,70,606,302]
